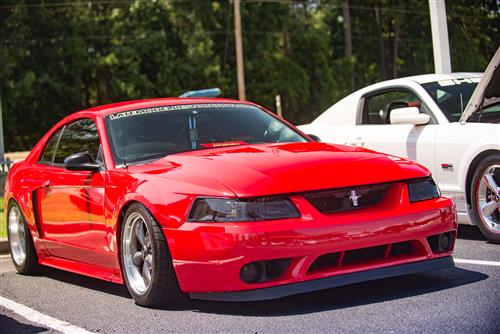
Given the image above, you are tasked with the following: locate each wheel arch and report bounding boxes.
[5,193,38,236]
[114,196,172,261]
[113,199,151,279]
[115,200,139,236]
[114,199,151,254]
[465,149,500,206]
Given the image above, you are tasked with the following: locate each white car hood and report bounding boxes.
[460,46,500,123]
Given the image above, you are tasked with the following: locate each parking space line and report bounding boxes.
[0,296,93,334]
[454,258,500,266]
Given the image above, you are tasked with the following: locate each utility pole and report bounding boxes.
[429,0,451,73]
[233,0,246,100]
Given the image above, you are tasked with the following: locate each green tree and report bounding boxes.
[0,0,498,151]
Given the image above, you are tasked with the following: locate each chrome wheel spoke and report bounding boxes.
[123,211,155,296]
[132,251,143,267]
[483,174,499,194]
[146,254,153,268]
[18,235,26,252]
[142,259,152,284]
[135,222,146,247]
[481,201,498,218]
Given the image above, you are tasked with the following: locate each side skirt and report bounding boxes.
[39,256,123,285]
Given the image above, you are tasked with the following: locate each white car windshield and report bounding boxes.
[422,79,479,122]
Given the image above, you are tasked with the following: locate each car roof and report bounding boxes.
[402,72,482,84]
[343,72,484,98]
[78,97,254,117]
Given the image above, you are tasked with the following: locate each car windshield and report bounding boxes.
[467,102,500,123]
[422,78,480,122]
[105,103,308,165]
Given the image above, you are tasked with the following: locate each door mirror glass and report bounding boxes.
[64,152,100,172]
[389,107,431,125]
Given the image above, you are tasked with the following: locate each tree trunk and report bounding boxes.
[342,0,354,89]
[393,15,400,78]
[374,3,387,80]
[343,0,352,58]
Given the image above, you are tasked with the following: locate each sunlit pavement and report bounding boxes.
[0,225,499,334]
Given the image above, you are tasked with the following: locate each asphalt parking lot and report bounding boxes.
[0,225,498,334]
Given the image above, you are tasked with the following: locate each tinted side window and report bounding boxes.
[362,90,425,125]
[53,119,100,164]
[39,127,63,164]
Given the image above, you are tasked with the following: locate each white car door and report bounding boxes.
[345,88,438,174]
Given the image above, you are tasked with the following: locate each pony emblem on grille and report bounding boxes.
[349,190,362,207]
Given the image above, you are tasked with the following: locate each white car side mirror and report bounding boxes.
[390,107,430,125]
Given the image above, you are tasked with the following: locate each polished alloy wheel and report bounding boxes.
[123,212,154,295]
[8,205,27,266]
[476,164,500,234]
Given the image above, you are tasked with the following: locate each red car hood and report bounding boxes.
[131,142,428,197]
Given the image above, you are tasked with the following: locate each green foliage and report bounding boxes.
[0,0,498,151]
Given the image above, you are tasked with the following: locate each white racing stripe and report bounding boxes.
[0,296,93,334]
[454,258,500,266]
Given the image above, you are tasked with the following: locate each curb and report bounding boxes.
[0,238,9,255]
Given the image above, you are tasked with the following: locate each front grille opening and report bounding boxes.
[342,245,386,265]
[265,259,291,279]
[304,184,390,214]
[389,241,413,257]
[308,253,339,273]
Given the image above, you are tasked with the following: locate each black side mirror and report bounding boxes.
[64,152,100,172]
[307,134,321,142]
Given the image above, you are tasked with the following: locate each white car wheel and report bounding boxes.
[471,155,500,243]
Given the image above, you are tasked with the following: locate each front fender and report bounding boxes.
[458,143,500,194]
[109,176,196,232]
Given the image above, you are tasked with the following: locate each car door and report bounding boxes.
[36,118,108,266]
[346,88,438,174]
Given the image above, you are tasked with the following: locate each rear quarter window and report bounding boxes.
[39,127,63,164]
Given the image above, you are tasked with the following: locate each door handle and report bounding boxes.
[43,180,51,188]
[351,137,365,147]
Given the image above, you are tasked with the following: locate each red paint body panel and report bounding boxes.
[132,142,428,197]
[169,192,455,292]
[4,98,457,296]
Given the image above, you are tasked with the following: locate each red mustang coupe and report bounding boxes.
[6,98,457,307]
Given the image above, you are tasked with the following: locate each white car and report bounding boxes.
[300,47,500,243]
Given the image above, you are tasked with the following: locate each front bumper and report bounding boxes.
[165,184,457,296]
[190,256,454,301]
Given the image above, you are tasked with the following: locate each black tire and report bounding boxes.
[120,203,186,308]
[470,154,500,244]
[7,201,41,274]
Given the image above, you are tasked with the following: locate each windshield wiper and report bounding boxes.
[121,152,170,167]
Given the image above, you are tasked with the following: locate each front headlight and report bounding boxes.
[188,197,300,222]
[407,177,440,202]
